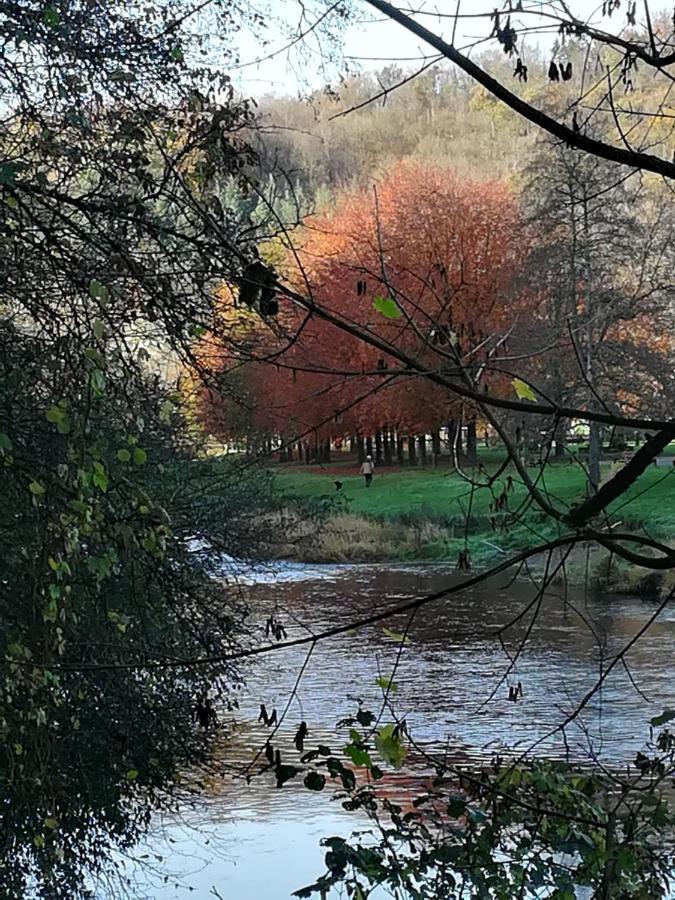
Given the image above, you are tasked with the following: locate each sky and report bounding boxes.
[231,0,617,96]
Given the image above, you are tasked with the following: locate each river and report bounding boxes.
[102,560,675,898]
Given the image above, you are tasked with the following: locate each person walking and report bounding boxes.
[360,454,375,487]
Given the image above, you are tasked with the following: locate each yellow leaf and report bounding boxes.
[512,378,537,402]
[382,627,408,644]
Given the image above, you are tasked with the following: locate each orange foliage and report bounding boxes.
[197,161,531,443]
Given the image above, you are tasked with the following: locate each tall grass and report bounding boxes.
[275,460,675,564]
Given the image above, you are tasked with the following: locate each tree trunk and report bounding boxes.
[304,442,311,465]
[396,431,404,466]
[322,439,331,463]
[383,426,393,464]
[431,430,441,466]
[588,423,601,493]
[375,428,383,463]
[407,434,417,465]
[286,443,293,462]
[365,436,374,459]
[279,446,288,463]
[357,434,365,463]
[581,193,601,495]
[466,420,478,464]
[418,433,428,465]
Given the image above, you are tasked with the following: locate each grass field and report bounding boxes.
[274,449,675,564]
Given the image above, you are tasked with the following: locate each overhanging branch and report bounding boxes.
[363,0,675,180]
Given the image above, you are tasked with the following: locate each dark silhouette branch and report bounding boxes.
[363,0,675,180]
[568,428,675,527]
[279,282,675,431]
[9,530,674,673]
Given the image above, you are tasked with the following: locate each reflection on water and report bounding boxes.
[114,561,675,898]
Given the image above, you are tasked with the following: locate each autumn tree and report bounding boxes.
[198,160,529,464]
[520,138,675,482]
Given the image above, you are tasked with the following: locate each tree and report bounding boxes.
[520,137,675,483]
[0,1,282,895]
[198,160,528,462]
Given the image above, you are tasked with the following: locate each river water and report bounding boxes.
[106,561,675,899]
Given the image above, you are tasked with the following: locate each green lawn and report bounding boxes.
[275,456,675,542]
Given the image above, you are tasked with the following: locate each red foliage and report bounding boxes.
[198,161,531,445]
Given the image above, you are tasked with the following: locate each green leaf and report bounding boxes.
[0,162,20,186]
[92,319,105,340]
[651,709,675,727]
[133,447,147,466]
[303,771,326,792]
[89,280,109,302]
[29,481,45,496]
[344,742,372,768]
[512,378,537,402]
[375,675,398,694]
[84,347,106,367]
[373,296,401,319]
[170,46,184,62]
[90,368,106,396]
[116,448,131,463]
[382,627,408,644]
[43,6,60,26]
[374,724,406,769]
[159,400,174,423]
[45,405,70,433]
[45,405,63,424]
[0,433,12,451]
[126,769,139,781]
[92,466,108,492]
[43,599,58,623]
[43,817,59,830]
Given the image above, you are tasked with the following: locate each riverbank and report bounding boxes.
[273,456,675,593]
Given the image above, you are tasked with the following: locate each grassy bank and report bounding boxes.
[273,452,675,583]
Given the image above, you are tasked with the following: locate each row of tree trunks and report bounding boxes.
[277,422,484,464]
[275,423,575,466]
[279,440,332,463]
